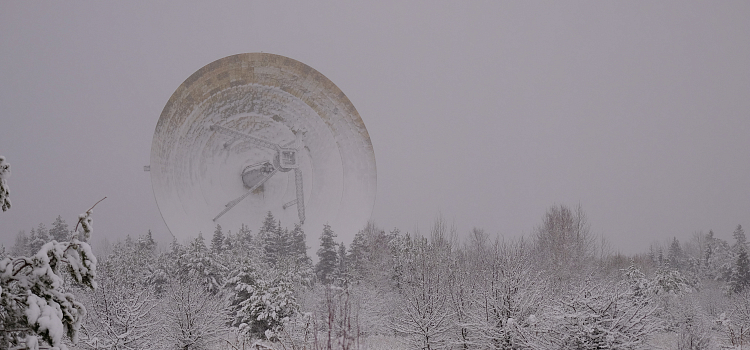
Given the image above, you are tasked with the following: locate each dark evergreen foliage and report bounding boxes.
[289,224,309,265]
[668,237,682,269]
[731,245,750,293]
[212,224,225,253]
[733,224,746,253]
[336,242,349,282]
[315,224,338,284]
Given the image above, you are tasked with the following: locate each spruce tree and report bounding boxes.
[259,211,277,237]
[263,220,291,265]
[238,223,252,246]
[138,229,156,252]
[223,229,234,251]
[336,242,349,282]
[734,225,746,252]
[290,224,309,264]
[705,230,715,266]
[668,237,682,269]
[0,155,9,212]
[731,245,750,293]
[315,224,338,284]
[274,220,291,259]
[49,215,70,241]
[181,232,225,293]
[657,247,664,266]
[28,223,50,253]
[348,229,368,278]
[259,212,278,264]
[11,230,28,256]
[212,224,225,253]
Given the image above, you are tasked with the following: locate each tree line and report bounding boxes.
[2,204,750,349]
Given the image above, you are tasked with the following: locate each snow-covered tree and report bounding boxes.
[347,222,394,284]
[77,266,159,349]
[703,231,734,282]
[469,238,548,350]
[11,230,29,257]
[533,280,661,350]
[0,155,10,212]
[316,225,338,285]
[533,204,594,274]
[730,245,750,294]
[178,233,227,294]
[76,231,161,350]
[28,223,50,256]
[335,242,349,283]
[49,215,70,242]
[226,265,299,340]
[391,236,453,350]
[161,275,229,349]
[668,237,683,270]
[0,208,99,349]
[734,225,747,252]
[266,222,292,266]
[238,223,253,246]
[211,224,225,254]
[651,268,693,295]
[137,230,156,253]
[289,224,309,265]
[258,212,279,263]
[347,229,368,278]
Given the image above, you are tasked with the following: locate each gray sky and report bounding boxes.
[1,1,749,254]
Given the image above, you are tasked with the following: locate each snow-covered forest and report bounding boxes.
[3,198,750,349]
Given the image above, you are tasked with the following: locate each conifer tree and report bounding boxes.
[348,229,368,278]
[49,215,70,241]
[668,237,682,269]
[274,221,291,259]
[0,156,10,212]
[263,220,292,265]
[28,227,37,251]
[733,224,746,252]
[239,223,252,244]
[336,242,349,282]
[11,229,28,256]
[1,207,99,349]
[180,232,226,293]
[223,229,234,251]
[705,230,715,266]
[289,223,309,264]
[731,245,750,293]
[259,211,277,237]
[315,224,338,284]
[138,229,157,252]
[212,224,225,253]
[657,246,664,266]
[259,212,279,264]
[226,265,298,339]
[28,223,50,253]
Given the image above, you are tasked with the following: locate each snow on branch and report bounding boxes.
[0,156,11,212]
[1,202,101,349]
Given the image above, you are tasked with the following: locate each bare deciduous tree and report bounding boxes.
[392,234,454,350]
[533,204,595,280]
[161,277,230,350]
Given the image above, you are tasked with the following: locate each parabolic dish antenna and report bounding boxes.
[150,53,376,241]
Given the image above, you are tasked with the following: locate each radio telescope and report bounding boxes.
[150,53,376,241]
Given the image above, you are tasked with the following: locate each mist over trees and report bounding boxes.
[2,203,749,349]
